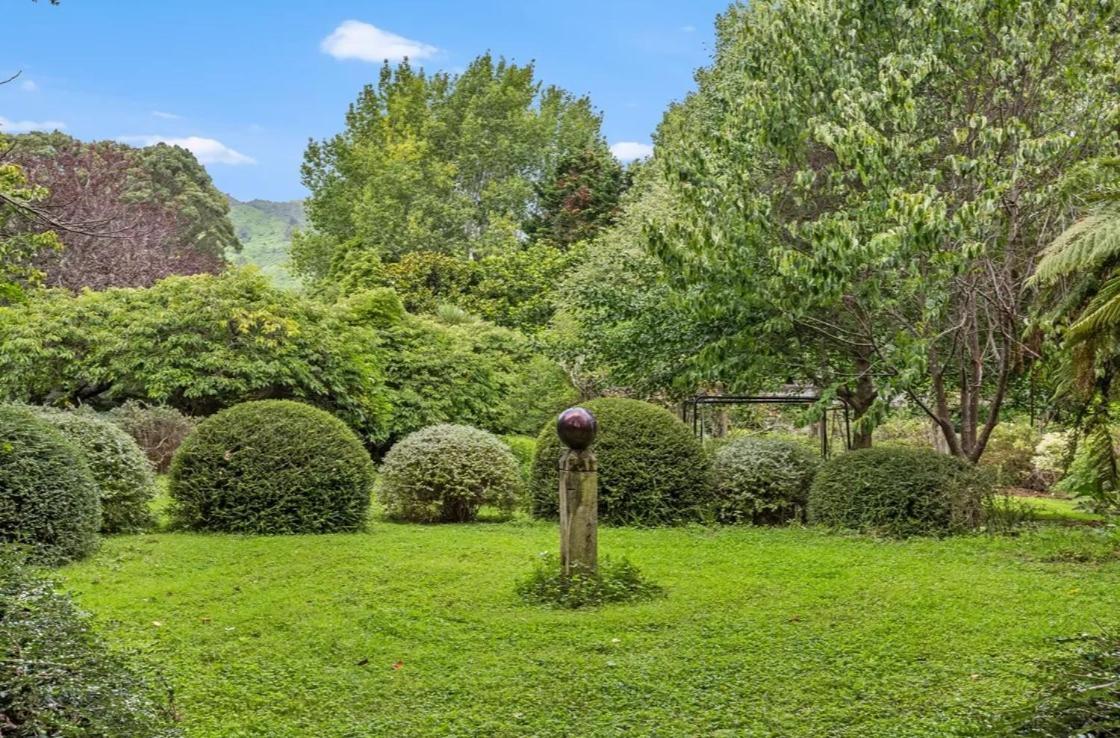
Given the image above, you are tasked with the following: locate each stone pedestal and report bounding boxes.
[559,448,598,576]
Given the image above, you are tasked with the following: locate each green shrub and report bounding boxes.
[531,398,712,526]
[808,446,988,537]
[980,419,1041,487]
[108,401,196,473]
[995,631,1120,736]
[0,551,180,737]
[515,553,664,609]
[35,410,156,534]
[875,415,934,449]
[0,407,100,564]
[501,434,537,483]
[712,437,819,524]
[379,424,521,522]
[169,400,375,534]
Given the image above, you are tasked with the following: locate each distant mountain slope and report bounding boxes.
[226,196,305,288]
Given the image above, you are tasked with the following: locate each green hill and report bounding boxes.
[226,196,305,288]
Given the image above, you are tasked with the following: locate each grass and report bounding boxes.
[59,519,1120,737]
[1018,495,1106,524]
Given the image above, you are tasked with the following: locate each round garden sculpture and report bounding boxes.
[557,407,599,576]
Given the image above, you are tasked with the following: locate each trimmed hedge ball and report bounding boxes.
[36,410,156,534]
[169,400,375,534]
[712,437,819,524]
[379,424,521,523]
[0,406,100,564]
[531,398,712,526]
[808,446,988,537]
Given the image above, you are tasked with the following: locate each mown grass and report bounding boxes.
[58,519,1120,737]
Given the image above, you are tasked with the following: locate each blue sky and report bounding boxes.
[1,1,728,201]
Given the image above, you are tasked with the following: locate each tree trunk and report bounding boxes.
[842,354,877,449]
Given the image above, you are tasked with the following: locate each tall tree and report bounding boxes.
[7,132,237,290]
[653,0,1120,456]
[297,53,611,286]
[526,147,628,248]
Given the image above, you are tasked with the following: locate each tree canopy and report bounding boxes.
[649,0,1120,455]
[297,53,615,288]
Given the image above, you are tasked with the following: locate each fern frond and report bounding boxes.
[1032,205,1120,285]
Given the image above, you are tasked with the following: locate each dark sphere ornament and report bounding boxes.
[557,407,598,450]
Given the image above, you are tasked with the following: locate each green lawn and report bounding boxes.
[60,521,1120,738]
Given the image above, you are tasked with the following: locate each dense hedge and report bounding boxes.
[808,446,987,537]
[712,437,819,524]
[108,401,196,473]
[36,410,156,534]
[379,424,521,522]
[0,551,180,736]
[169,400,375,534]
[0,407,100,564]
[531,398,712,525]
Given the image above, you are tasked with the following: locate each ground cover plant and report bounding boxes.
[0,551,180,737]
[57,521,1120,737]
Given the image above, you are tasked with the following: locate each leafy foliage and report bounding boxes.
[34,409,156,534]
[0,406,99,564]
[374,308,575,443]
[650,0,1120,456]
[0,551,181,737]
[169,400,375,534]
[501,434,538,484]
[525,147,628,248]
[998,632,1120,737]
[379,424,521,523]
[711,437,819,524]
[7,131,236,290]
[0,143,61,305]
[0,269,391,440]
[515,554,664,609]
[531,398,712,525]
[1031,162,1120,507]
[298,53,611,284]
[809,447,988,537]
[107,401,196,473]
[547,165,706,397]
[978,419,1041,489]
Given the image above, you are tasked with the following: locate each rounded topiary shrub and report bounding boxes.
[531,398,712,526]
[808,446,988,537]
[36,410,156,534]
[712,437,820,524]
[0,406,100,563]
[379,424,521,523]
[169,400,375,534]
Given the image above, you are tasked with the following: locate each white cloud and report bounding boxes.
[151,110,181,120]
[610,141,654,162]
[119,135,255,165]
[0,116,65,133]
[20,79,38,92]
[321,20,438,63]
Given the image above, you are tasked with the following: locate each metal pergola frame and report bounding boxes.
[681,394,852,458]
